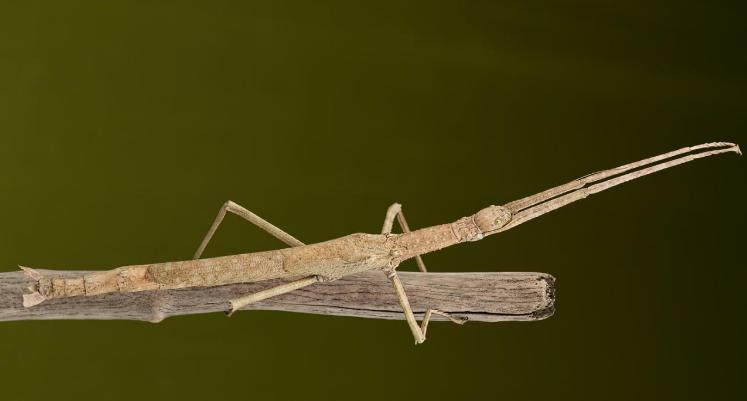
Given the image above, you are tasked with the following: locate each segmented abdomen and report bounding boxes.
[31,250,289,302]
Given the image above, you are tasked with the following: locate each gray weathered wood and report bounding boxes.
[0,269,554,323]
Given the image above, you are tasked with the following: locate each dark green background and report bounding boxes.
[1,1,745,400]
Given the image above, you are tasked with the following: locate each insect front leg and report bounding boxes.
[381,203,467,344]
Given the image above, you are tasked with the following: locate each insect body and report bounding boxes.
[22,142,740,344]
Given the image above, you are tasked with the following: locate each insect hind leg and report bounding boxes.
[194,200,304,259]
[226,275,321,316]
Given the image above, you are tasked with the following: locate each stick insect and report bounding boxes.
[21,142,740,344]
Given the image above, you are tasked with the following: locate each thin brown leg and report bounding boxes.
[194,200,304,259]
[227,275,321,316]
[386,270,466,344]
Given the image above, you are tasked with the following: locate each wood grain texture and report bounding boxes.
[0,269,554,323]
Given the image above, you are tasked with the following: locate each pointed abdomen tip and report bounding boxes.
[19,266,43,280]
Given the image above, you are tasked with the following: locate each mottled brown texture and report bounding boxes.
[25,225,478,305]
[1,269,555,323]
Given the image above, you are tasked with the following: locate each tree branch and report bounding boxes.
[0,269,554,323]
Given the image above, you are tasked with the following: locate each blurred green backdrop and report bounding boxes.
[1,1,745,400]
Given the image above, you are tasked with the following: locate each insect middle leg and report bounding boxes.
[381,202,467,344]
